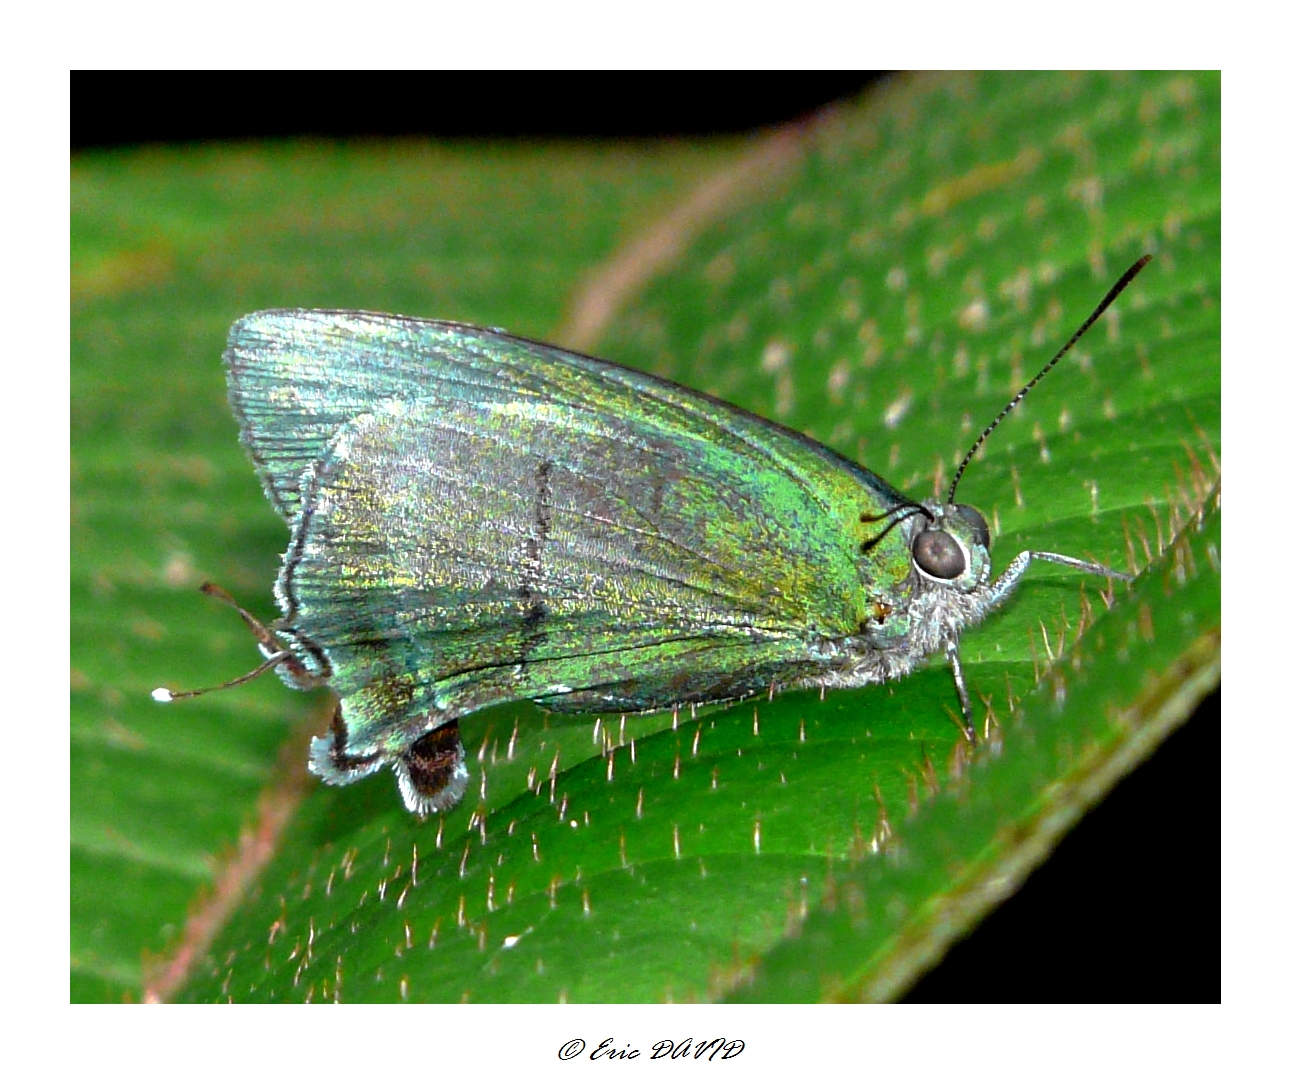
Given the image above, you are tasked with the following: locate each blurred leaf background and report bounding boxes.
[71,72,1218,1002]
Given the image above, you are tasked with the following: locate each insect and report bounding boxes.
[154,256,1149,814]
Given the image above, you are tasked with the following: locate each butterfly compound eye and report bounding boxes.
[955,504,990,551]
[912,530,966,580]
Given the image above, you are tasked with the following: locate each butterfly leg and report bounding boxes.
[945,552,1131,744]
[983,550,1132,613]
[944,636,977,745]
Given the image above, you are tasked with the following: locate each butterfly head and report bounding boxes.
[908,502,993,592]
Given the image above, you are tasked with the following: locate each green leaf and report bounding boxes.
[72,71,1218,1004]
[726,494,1219,1001]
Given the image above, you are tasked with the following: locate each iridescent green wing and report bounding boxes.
[226,311,912,522]
[227,312,915,755]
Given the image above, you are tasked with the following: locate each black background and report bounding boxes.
[72,74,890,149]
[73,73,1217,1001]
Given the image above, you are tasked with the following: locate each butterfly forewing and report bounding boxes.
[227,312,914,754]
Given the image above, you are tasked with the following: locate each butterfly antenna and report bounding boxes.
[151,583,288,703]
[946,254,1152,504]
[861,501,932,523]
[861,506,930,552]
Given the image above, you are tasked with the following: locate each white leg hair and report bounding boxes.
[984,550,1132,613]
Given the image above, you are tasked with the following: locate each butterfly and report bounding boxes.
[155,256,1147,814]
